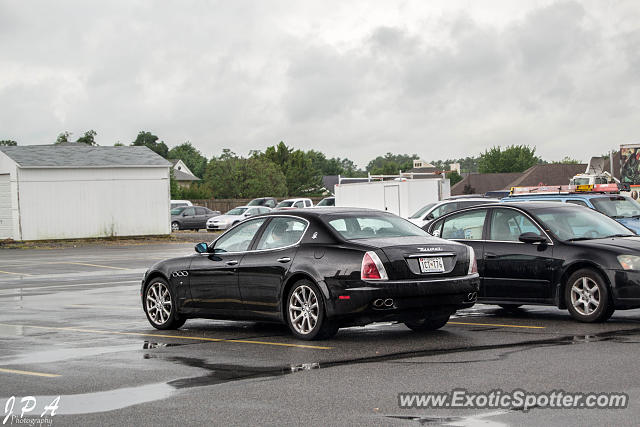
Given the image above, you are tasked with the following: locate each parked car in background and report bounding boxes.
[408,197,498,229]
[206,206,271,231]
[427,201,640,322]
[274,198,314,210]
[247,197,277,208]
[316,196,335,207]
[170,200,193,209]
[141,208,479,339]
[501,193,640,234]
[171,206,221,231]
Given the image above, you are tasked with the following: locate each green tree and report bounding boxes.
[446,170,463,186]
[55,131,72,144]
[478,145,540,173]
[552,156,581,164]
[114,142,124,147]
[262,142,321,195]
[131,131,169,158]
[167,142,208,178]
[76,130,97,146]
[204,150,288,198]
[366,153,418,175]
[0,140,17,146]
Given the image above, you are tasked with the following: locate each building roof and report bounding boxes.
[173,169,201,181]
[508,163,586,187]
[0,144,171,168]
[451,172,522,195]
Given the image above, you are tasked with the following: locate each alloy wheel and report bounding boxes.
[288,285,319,335]
[171,222,179,232]
[146,282,172,326]
[570,276,600,316]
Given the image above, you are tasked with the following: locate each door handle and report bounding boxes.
[277,257,291,263]
[225,260,238,266]
[485,253,497,259]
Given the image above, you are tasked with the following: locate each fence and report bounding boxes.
[188,197,326,213]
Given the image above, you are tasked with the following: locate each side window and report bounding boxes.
[458,200,484,209]
[294,201,304,208]
[305,200,312,207]
[566,199,589,207]
[266,200,275,208]
[183,207,195,216]
[214,219,266,253]
[195,207,206,215]
[256,217,307,250]
[431,202,459,219]
[441,209,487,240]
[489,209,542,242]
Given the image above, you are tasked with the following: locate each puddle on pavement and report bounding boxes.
[385,409,510,426]
[142,341,186,350]
[0,344,142,365]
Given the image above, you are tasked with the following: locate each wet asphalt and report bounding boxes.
[1,240,640,426]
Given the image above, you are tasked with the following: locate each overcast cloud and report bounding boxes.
[1,0,639,167]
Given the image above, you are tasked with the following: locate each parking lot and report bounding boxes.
[1,240,640,426]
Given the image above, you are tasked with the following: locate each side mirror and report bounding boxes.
[519,232,547,245]
[425,213,434,220]
[182,212,189,217]
[194,242,209,253]
[244,212,251,217]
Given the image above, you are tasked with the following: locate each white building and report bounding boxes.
[0,144,171,240]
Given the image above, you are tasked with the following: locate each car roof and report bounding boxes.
[504,193,615,200]
[494,201,585,210]
[259,207,389,218]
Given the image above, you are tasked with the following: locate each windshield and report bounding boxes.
[326,215,428,240]
[533,207,634,241]
[570,178,591,185]
[317,198,335,206]
[247,199,263,206]
[171,207,186,215]
[226,207,248,215]
[590,196,640,219]
[276,201,294,208]
[410,203,437,219]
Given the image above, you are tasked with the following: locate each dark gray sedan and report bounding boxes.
[171,206,221,231]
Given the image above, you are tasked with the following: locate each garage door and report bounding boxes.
[0,174,12,239]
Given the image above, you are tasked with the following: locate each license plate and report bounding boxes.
[419,257,445,273]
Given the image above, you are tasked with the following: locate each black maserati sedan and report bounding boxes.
[426,201,640,322]
[141,208,480,340]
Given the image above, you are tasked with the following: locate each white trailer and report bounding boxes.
[334,178,450,218]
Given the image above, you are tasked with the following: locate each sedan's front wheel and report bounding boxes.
[144,278,186,330]
[286,280,338,340]
[565,269,614,323]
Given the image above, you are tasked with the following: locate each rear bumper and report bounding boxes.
[325,273,480,325]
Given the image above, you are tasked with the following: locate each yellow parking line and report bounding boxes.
[62,262,129,271]
[0,367,60,378]
[0,323,332,350]
[448,321,545,329]
[0,270,31,276]
[67,304,140,310]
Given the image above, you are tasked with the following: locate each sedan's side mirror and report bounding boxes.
[244,212,251,217]
[519,232,547,245]
[194,242,209,253]
[425,213,434,220]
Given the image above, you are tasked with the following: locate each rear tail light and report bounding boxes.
[361,251,389,280]
[468,246,478,274]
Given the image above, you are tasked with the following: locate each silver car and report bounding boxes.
[206,206,271,231]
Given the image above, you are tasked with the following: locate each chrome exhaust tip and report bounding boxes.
[384,298,394,307]
[373,299,384,308]
[467,292,477,301]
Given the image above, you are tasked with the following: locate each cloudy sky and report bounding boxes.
[1,0,639,167]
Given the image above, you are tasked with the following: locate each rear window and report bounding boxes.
[326,215,427,240]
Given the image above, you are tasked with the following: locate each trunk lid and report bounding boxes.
[355,236,470,280]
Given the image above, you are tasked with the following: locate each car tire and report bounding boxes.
[286,279,338,340]
[143,278,186,330]
[171,222,180,232]
[404,312,451,332]
[565,268,614,323]
[498,304,523,311]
